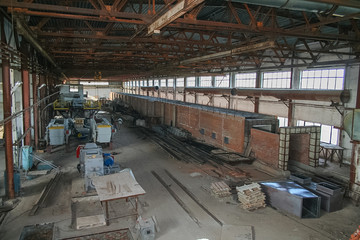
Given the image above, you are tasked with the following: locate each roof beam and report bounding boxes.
[180,41,275,65]
[147,0,204,35]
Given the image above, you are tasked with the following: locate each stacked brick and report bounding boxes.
[210,181,231,198]
[236,183,266,210]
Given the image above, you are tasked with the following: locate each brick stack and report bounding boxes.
[236,183,266,210]
[210,181,231,198]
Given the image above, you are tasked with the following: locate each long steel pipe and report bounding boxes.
[141,86,159,91]
[230,88,350,103]
[32,72,38,149]
[185,87,232,95]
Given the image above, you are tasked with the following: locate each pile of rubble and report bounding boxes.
[236,183,266,211]
[210,181,231,198]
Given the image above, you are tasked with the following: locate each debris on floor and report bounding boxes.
[210,181,231,198]
[62,229,133,240]
[236,183,266,211]
[19,223,54,240]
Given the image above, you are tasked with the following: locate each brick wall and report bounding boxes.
[289,133,310,165]
[250,128,280,168]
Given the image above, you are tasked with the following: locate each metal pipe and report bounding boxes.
[185,87,232,95]
[141,86,159,91]
[230,88,350,103]
[230,0,360,16]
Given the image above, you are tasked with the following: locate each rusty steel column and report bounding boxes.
[32,72,38,149]
[21,58,31,146]
[1,15,15,198]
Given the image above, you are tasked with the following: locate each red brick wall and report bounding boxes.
[289,133,310,165]
[250,129,280,168]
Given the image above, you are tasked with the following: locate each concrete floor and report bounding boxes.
[0,126,359,240]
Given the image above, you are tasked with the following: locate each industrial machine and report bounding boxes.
[77,143,119,191]
[90,117,116,145]
[45,118,73,149]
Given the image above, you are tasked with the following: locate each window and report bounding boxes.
[140,81,144,87]
[154,79,159,86]
[300,69,344,90]
[200,128,205,135]
[235,73,256,88]
[199,76,212,87]
[168,79,174,87]
[176,78,184,87]
[148,80,153,86]
[278,117,288,127]
[143,80,148,87]
[211,132,216,139]
[263,71,291,88]
[296,120,338,145]
[186,77,196,87]
[70,86,79,92]
[224,137,229,144]
[160,79,166,87]
[215,75,230,88]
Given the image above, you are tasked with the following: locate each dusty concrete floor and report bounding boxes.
[0,126,359,240]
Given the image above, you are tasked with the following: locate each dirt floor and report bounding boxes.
[0,125,359,240]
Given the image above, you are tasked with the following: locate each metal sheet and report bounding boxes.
[261,181,321,218]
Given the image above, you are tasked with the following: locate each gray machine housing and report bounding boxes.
[79,143,104,191]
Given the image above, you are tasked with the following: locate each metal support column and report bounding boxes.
[32,72,38,149]
[21,43,31,145]
[254,70,261,113]
[1,15,15,198]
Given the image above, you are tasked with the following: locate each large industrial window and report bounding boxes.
[300,68,344,90]
[168,79,174,87]
[148,80,153,86]
[297,120,339,145]
[159,79,166,87]
[176,78,184,87]
[143,80,148,87]
[186,77,196,87]
[154,79,159,86]
[235,73,256,88]
[140,81,144,87]
[215,75,230,88]
[199,76,212,87]
[263,71,291,88]
[278,117,288,127]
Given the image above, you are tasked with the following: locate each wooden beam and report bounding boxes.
[147,0,204,35]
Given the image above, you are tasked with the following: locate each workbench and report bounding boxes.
[92,171,146,225]
[320,142,344,167]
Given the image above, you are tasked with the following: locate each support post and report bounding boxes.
[21,41,31,145]
[254,70,261,113]
[1,15,15,198]
[32,72,38,149]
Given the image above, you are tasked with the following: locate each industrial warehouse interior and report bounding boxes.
[0,0,360,239]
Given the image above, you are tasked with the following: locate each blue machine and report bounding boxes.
[103,153,114,166]
[4,171,21,195]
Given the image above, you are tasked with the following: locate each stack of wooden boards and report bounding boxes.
[236,183,266,210]
[210,181,231,198]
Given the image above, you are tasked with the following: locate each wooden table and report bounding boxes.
[92,171,146,225]
[320,142,344,167]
